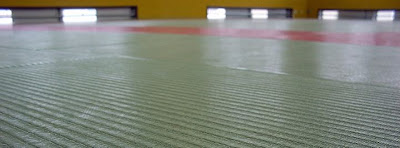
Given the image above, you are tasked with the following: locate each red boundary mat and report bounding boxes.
[1,25,400,47]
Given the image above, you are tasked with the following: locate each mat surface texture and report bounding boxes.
[0,20,400,147]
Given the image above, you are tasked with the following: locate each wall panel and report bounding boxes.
[1,0,399,19]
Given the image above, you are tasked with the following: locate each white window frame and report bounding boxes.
[321,10,339,20]
[207,8,226,20]
[376,10,395,21]
[61,8,97,23]
[0,9,13,24]
[251,9,268,19]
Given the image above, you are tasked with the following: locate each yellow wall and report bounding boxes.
[137,0,206,19]
[0,0,138,7]
[0,0,307,19]
[0,0,399,19]
[308,0,400,18]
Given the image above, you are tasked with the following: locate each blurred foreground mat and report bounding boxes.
[0,56,399,147]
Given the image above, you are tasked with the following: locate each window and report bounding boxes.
[321,10,339,20]
[251,9,268,19]
[0,9,12,24]
[376,10,395,21]
[61,8,97,23]
[207,8,226,19]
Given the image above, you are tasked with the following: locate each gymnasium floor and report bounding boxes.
[0,19,400,147]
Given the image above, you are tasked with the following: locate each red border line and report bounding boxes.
[1,25,400,47]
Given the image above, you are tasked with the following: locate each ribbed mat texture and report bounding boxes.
[1,56,399,147]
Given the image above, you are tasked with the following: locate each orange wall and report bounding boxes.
[308,0,400,18]
[0,0,399,19]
